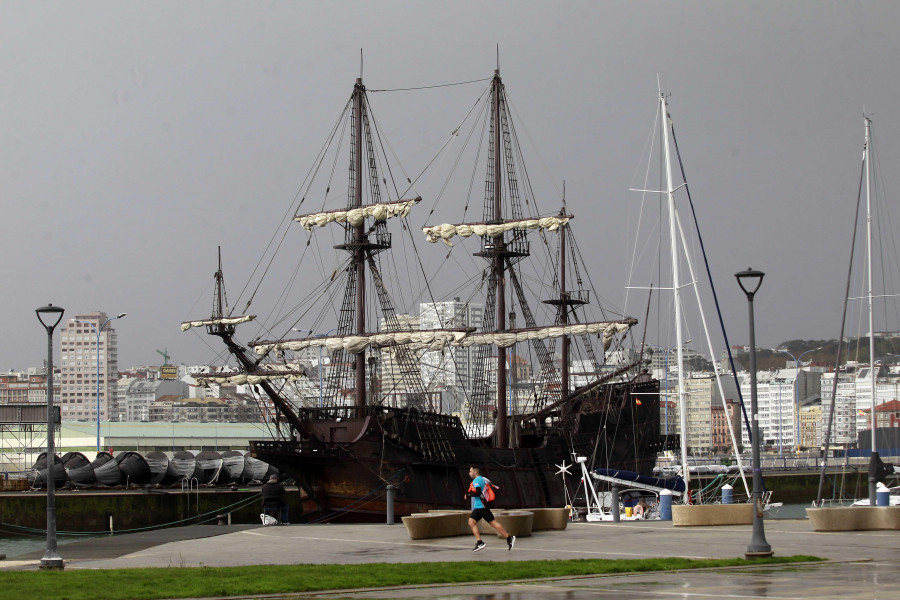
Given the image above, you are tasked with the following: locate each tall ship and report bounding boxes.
[182,67,676,521]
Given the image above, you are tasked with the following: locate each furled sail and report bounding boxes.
[181,315,256,331]
[252,329,469,356]
[422,215,571,246]
[253,320,632,357]
[195,365,308,385]
[295,197,420,231]
[452,320,634,350]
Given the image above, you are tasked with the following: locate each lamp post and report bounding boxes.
[776,346,822,453]
[36,303,65,570]
[77,313,126,454]
[735,268,773,558]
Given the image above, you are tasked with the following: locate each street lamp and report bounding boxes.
[735,268,773,559]
[776,346,822,453]
[77,313,126,454]
[36,303,65,571]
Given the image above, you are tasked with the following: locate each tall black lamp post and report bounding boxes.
[735,269,773,559]
[36,303,65,570]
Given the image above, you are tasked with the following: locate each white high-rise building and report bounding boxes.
[418,299,484,392]
[58,312,121,422]
[379,314,421,406]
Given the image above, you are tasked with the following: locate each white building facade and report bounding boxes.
[58,312,121,422]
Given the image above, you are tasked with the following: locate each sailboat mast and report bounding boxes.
[865,116,878,505]
[660,92,690,498]
[354,78,367,409]
[493,69,508,447]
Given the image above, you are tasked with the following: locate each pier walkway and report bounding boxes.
[4,519,900,598]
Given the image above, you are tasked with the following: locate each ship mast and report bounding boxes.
[212,247,229,335]
[354,77,366,410]
[559,192,569,407]
[492,70,508,447]
[194,249,311,437]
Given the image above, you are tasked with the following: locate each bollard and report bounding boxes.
[217,514,228,526]
[876,482,890,507]
[722,484,733,505]
[386,484,396,524]
[611,484,620,523]
[659,489,673,521]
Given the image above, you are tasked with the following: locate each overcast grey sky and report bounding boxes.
[4,1,900,371]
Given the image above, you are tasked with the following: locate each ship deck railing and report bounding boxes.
[300,405,464,429]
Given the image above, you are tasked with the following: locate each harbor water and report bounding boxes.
[0,533,100,559]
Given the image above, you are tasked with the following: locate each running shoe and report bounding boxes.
[472,540,486,552]
[507,535,515,550]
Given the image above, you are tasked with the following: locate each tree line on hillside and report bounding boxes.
[731,337,900,372]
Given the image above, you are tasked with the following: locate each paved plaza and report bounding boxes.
[4,518,900,598]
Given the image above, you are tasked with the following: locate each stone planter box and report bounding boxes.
[529,507,570,530]
[806,506,900,531]
[403,507,569,539]
[476,510,534,537]
[401,512,470,539]
[672,504,753,526]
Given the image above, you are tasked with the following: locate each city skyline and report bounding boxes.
[4,2,900,372]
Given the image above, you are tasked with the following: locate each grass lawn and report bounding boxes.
[0,555,821,600]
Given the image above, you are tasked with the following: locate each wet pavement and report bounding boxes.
[3,519,899,599]
[299,561,900,599]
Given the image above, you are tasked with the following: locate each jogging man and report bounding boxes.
[465,465,515,552]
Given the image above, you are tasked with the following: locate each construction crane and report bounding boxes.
[156,348,170,366]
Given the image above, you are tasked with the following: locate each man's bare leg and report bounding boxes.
[489,520,510,538]
[468,518,482,541]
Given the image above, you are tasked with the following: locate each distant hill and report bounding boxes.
[732,337,900,371]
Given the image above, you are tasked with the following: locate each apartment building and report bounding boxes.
[0,370,59,405]
[418,299,484,392]
[58,312,121,421]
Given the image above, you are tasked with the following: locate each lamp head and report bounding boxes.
[36,304,65,331]
[116,312,127,319]
[735,268,765,300]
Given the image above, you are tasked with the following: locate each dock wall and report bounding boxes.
[0,488,304,532]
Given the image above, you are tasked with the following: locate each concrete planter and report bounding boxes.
[672,504,753,526]
[476,510,534,537]
[529,507,570,530]
[806,506,900,531]
[401,512,470,539]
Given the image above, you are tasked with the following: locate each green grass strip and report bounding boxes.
[0,556,821,600]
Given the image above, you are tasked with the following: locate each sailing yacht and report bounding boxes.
[817,116,899,507]
[617,89,752,505]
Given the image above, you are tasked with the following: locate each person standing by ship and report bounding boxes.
[261,474,290,525]
[466,465,514,552]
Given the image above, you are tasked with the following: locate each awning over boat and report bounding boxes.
[593,468,686,494]
[181,315,256,331]
[252,329,469,356]
[295,198,420,231]
[422,215,570,246]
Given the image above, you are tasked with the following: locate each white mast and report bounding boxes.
[865,116,878,505]
[660,92,690,500]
